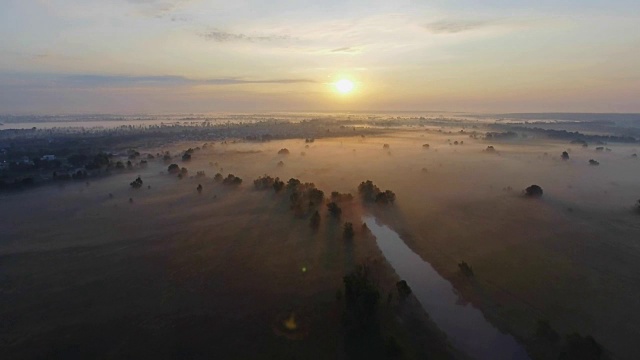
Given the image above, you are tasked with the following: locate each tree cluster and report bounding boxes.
[130,176,143,189]
[222,174,243,186]
[357,180,396,204]
[331,191,354,202]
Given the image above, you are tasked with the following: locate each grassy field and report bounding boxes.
[1,129,639,359]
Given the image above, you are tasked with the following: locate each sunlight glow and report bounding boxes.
[335,79,355,94]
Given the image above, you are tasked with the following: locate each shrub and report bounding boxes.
[524,185,543,197]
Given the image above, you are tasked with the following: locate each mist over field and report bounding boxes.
[1,114,639,360]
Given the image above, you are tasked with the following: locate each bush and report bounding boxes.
[168,164,180,174]
[278,148,290,155]
[458,261,474,277]
[561,151,570,160]
[130,176,143,189]
[213,173,223,182]
[588,159,600,166]
[524,184,543,197]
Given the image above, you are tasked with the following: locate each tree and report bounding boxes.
[331,191,354,202]
[561,151,570,160]
[524,184,543,197]
[343,222,354,239]
[273,178,285,192]
[115,161,125,170]
[343,265,380,332]
[588,159,600,166]
[254,175,275,190]
[396,280,412,300]
[375,190,396,204]
[310,210,321,229]
[168,163,180,174]
[485,146,496,152]
[458,261,474,277]
[182,153,192,162]
[197,184,203,193]
[563,333,602,360]
[286,178,301,190]
[178,167,188,178]
[222,174,242,185]
[278,148,290,155]
[130,176,143,189]
[327,202,342,217]
[213,173,223,182]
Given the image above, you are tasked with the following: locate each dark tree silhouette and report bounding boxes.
[277,160,285,167]
[168,163,180,174]
[561,151,570,160]
[562,333,602,360]
[177,167,188,179]
[213,173,223,182]
[182,153,191,161]
[327,202,342,217]
[273,178,285,192]
[130,176,143,189]
[197,184,203,194]
[222,174,242,185]
[485,146,496,152]
[535,320,560,343]
[396,280,412,300]
[310,210,321,229]
[286,178,301,190]
[331,191,354,202]
[254,175,275,190]
[343,265,380,332]
[524,185,543,197]
[588,159,600,166]
[195,170,205,178]
[358,180,395,205]
[375,190,396,204]
[458,261,474,277]
[278,148,290,155]
[343,222,354,239]
[115,161,125,169]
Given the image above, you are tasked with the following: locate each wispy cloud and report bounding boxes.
[424,20,494,34]
[60,74,315,87]
[126,0,195,18]
[330,47,360,53]
[202,29,292,43]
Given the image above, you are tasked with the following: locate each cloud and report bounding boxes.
[202,30,292,43]
[330,47,359,53]
[126,0,195,17]
[424,20,493,34]
[60,74,315,87]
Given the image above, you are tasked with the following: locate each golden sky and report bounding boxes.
[1,0,639,113]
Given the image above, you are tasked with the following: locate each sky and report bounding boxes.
[1,0,639,114]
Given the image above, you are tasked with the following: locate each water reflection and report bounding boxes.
[362,216,529,360]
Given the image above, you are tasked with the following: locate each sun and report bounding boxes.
[335,79,354,94]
